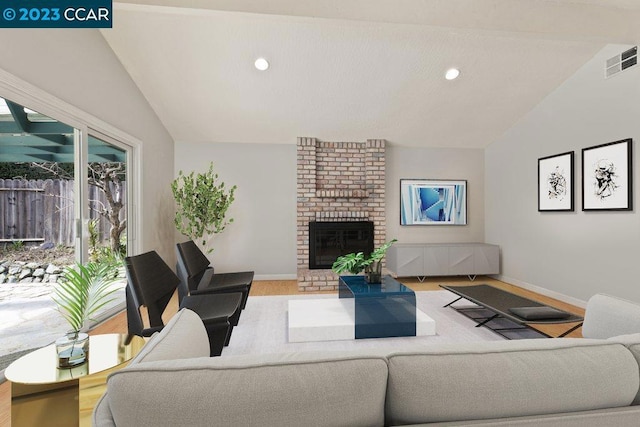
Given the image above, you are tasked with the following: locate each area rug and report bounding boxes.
[222,290,504,357]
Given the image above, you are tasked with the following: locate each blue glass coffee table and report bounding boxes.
[339,275,416,339]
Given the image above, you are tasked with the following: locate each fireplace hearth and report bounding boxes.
[309,221,374,269]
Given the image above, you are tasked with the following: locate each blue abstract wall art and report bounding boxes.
[400,179,467,225]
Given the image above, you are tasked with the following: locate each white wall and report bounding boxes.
[386,146,485,244]
[0,29,175,263]
[174,142,485,278]
[486,44,640,304]
[174,142,297,278]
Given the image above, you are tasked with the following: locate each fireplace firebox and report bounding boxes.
[309,221,374,269]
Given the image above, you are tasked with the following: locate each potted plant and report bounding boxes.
[171,162,236,253]
[52,261,120,367]
[332,239,397,284]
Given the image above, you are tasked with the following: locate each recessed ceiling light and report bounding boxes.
[445,68,460,80]
[254,58,269,71]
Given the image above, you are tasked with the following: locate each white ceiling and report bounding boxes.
[103,1,640,148]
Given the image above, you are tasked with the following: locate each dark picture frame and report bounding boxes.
[400,179,467,225]
[538,151,574,212]
[582,138,633,211]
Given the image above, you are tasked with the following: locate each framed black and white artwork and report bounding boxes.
[582,139,632,211]
[538,151,574,212]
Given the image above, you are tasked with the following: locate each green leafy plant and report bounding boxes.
[332,239,397,276]
[52,261,121,336]
[171,162,236,253]
[10,240,24,251]
[88,218,100,255]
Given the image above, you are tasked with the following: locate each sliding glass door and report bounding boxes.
[86,133,128,262]
[0,96,81,259]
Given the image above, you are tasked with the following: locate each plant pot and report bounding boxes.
[364,262,382,284]
[55,332,89,368]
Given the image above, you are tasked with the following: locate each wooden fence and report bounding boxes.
[0,179,126,246]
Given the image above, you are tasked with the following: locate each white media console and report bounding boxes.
[386,242,500,281]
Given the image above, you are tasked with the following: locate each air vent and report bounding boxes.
[605,46,637,78]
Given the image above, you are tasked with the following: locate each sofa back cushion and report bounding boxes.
[128,308,210,365]
[106,352,388,427]
[583,293,640,339]
[609,333,640,405]
[385,339,639,425]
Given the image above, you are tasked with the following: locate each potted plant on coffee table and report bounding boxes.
[52,261,120,368]
[331,239,397,284]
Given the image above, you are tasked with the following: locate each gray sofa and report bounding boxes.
[94,293,640,426]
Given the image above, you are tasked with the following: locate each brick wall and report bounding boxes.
[297,137,386,291]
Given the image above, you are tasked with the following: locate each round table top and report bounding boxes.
[4,333,145,385]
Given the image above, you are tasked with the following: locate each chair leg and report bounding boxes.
[224,325,234,347]
[204,321,230,356]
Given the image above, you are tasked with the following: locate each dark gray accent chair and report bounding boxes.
[125,250,243,356]
[175,240,254,309]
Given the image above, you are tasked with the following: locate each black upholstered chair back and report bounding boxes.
[125,251,181,329]
[176,240,211,292]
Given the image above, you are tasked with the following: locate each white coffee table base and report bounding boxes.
[288,299,436,343]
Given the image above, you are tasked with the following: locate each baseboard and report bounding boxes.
[494,274,587,309]
[254,273,297,281]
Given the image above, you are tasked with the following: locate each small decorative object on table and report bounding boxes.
[332,239,397,284]
[52,261,120,368]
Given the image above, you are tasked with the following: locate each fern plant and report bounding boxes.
[171,162,236,253]
[52,261,120,336]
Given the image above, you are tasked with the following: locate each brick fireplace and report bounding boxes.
[296,137,386,291]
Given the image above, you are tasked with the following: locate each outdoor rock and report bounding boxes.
[46,264,62,275]
[0,262,65,284]
[39,241,55,250]
[19,269,32,280]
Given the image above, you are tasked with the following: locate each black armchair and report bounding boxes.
[124,251,243,356]
[176,240,254,309]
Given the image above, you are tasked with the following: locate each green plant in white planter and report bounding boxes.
[171,162,237,253]
[332,239,397,284]
[52,261,120,367]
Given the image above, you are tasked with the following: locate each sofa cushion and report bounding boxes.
[582,294,640,339]
[385,339,639,425]
[609,333,640,405]
[106,352,389,427]
[128,308,210,365]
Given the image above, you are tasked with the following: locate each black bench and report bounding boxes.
[441,284,583,339]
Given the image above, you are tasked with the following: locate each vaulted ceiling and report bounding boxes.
[102,0,640,148]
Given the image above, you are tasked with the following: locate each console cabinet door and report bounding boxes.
[473,245,500,275]
[387,246,424,276]
[448,246,475,275]
[423,246,449,276]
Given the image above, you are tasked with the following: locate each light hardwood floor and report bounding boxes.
[0,277,585,426]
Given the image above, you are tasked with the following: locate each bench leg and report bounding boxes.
[443,296,463,308]
[557,322,583,338]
